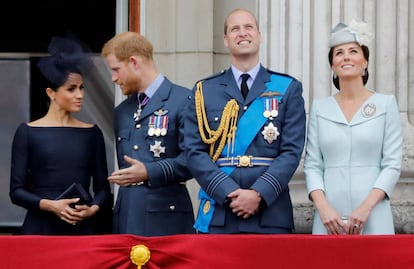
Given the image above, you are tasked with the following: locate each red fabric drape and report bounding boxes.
[2,234,413,269]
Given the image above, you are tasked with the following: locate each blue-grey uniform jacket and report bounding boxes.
[113,77,195,236]
[184,66,306,234]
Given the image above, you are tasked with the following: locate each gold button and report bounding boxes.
[133,145,139,151]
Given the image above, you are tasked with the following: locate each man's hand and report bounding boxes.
[228,189,261,219]
[108,155,148,186]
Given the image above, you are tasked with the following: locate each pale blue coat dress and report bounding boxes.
[304,92,402,234]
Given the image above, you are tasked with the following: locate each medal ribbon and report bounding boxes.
[264,98,271,115]
[149,116,156,126]
[272,98,278,111]
[162,116,168,135]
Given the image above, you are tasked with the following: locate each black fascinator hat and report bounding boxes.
[37,36,92,87]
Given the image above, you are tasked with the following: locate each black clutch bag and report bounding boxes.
[56,183,91,208]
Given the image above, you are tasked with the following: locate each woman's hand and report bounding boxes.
[40,198,99,225]
[310,190,348,235]
[318,206,349,235]
[60,204,100,225]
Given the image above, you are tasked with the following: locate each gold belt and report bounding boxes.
[215,156,274,167]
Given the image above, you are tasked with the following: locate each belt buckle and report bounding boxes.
[238,155,253,167]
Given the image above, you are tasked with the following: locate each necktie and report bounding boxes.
[138,93,149,107]
[240,73,250,99]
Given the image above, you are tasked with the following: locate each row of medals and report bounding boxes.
[134,107,169,137]
[262,97,280,144]
[263,97,279,119]
[133,97,280,140]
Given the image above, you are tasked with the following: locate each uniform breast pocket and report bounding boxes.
[146,193,192,213]
[205,109,224,130]
[116,129,131,155]
[116,129,131,143]
[145,192,194,234]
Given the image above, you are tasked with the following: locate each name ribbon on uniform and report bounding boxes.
[194,74,293,233]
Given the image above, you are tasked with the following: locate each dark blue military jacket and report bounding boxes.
[113,77,195,236]
[184,65,306,234]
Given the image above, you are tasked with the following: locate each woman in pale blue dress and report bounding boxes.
[304,20,402,235]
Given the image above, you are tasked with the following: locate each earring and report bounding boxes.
[361,68,366,76]
[333,72,337,79]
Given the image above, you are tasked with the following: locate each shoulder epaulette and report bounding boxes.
[267,69,298,81]
[195,69,226,85]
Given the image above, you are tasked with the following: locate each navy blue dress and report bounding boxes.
[10,123,112,235]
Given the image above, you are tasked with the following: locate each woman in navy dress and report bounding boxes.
[9,36,112,235]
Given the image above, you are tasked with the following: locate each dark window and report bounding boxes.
[0,0,116,53]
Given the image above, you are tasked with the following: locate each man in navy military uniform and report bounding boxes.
[101,32,195,236]
[184,8,306,234]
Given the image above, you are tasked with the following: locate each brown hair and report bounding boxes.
[223,8,259,34]
[101,31,153,62]
[328,45,370,90]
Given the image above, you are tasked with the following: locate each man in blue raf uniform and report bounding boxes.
[101,32,194,236]
[184,8,306,234]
